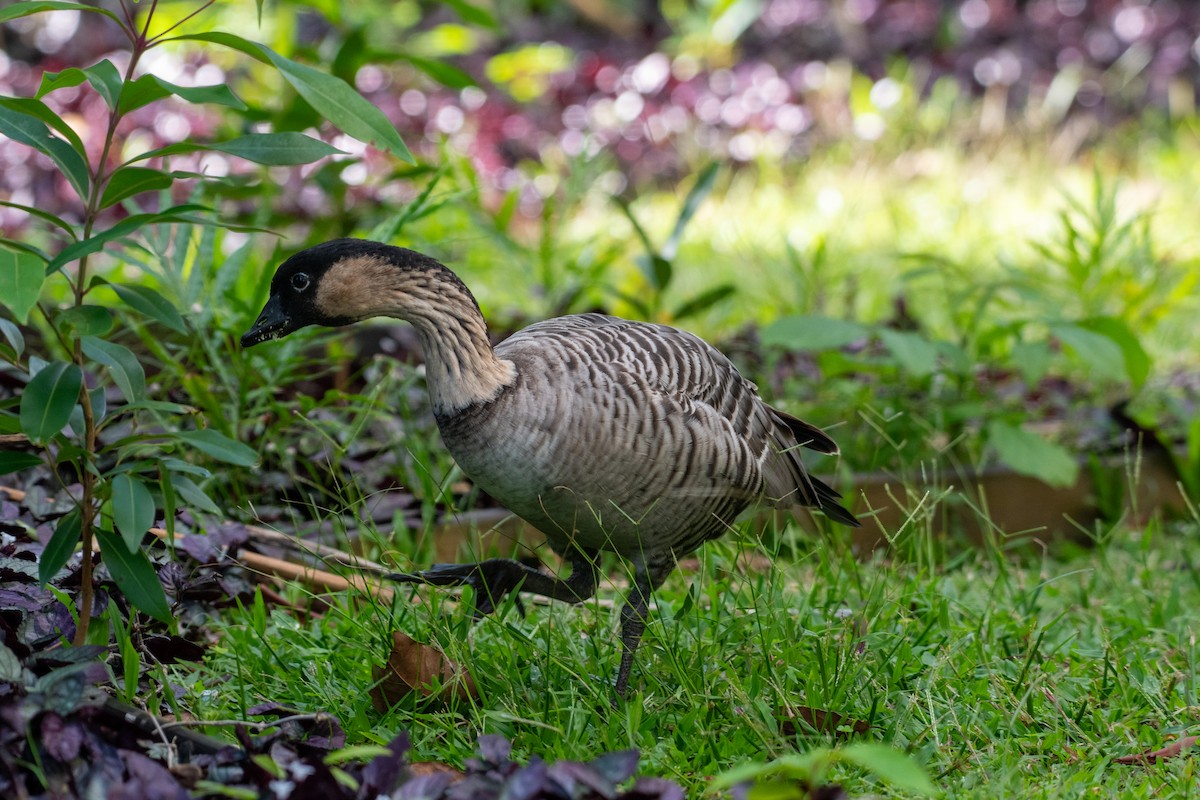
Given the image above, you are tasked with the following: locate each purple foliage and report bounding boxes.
[2,1,1197,234]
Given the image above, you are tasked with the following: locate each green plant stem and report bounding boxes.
[70,3,158,646]
[72,327,98,646]
[147,0,213,45]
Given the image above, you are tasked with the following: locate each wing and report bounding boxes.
[497,314,858,527]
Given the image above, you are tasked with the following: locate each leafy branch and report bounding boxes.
[0,0,410,640]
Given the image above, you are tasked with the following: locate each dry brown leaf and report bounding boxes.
[409,761,465,780]
[1114,735,1198,765]
[370,631,478,711]
[779,706,871,739]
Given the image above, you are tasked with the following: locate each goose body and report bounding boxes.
[243,239,858,695]
[442,313,854,557]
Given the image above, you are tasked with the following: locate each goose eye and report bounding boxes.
[291,272,311,292]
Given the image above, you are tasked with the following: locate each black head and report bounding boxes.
[241,239,385,348]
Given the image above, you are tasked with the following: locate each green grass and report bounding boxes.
[181,497,1200,797]
[163,114,1200,798]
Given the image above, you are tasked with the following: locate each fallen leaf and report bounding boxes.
[779,706,870,739]
[1115,735,1197,765]
[370,631,478,711]
[409,761,464,780]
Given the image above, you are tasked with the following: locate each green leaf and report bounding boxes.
[170,474,221,515]
[0,643,22,683]
[441,0,500,29]
[110,474,156,552]
[84,59,122,110]
[114,74,177,115]
[0,99,89,198]
[95,527,171,623]
[167,31,272,64]
[0,200,77,237]
[761,315,870,351]
[0,452,43,475]
[986,420,1079,488]
[0,237,48,262]
[664,162,719,259]
[840,744,938,796]
[80,336,145,402]
[712,751,829,790]
[0,247,46,323]
[19,361,82,443]
[161,459,210,478]
[45,204,210,274]
[396,54,477,89]
[88,385,105,427]
[635,253,672,293]
[263,50,412,162]
[0,412,20,435]
[36,68,88,98]
[205,132,344,165]
[0,1,122,25]
[1077,316,1151,388]
[159,465,176,537]
[0,95,86,153]
[57,305,114,337]
[878,328,940,376]
[118,400,196,417]
[39,508,81,584]
[104,282,186,333]
[1010,340,1052,385]
[672,283,736,321]
[0,318,25,357]
[99,166,174,209]
[169,33,412,162]
[120,142,199,164]
[176,429,258,467]
[614,198,658,255]
[1048,323,1126,382]
[117,73,247,115]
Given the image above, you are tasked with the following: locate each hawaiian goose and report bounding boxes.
[242,239,860,696]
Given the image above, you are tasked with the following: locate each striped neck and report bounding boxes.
[314,250,516,414]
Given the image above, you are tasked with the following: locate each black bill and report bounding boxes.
[240,295,293,348]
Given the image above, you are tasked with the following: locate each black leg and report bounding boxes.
[388,548,599,616]
[614,554,676,698]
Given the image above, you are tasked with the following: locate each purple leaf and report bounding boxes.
[624,777,686,800]
[360,731,411,794]
[35,662,108,715]
[477,734,512,764]
[211,522,249,549]
[20,605,74,646]
[111,750,190,800]
[39,712,84,761]
[549,760,613,798]
[503,759,553,800]
[28,644,108,670]
[247,701,292,717]
[157,560,188,595]
[299,715,346,751]
[178,533,218,563]
[589,750,640,784]
[0,586,46,612]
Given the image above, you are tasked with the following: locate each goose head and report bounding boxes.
[241,239,474,348]
[242,239,513,411]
